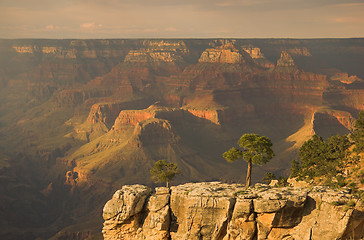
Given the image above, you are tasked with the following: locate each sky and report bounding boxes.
[0,0,363,39]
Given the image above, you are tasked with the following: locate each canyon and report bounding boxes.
[0,38,363,239]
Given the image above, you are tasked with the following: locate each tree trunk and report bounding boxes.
[166,181,169,188]
[245,159,252,187]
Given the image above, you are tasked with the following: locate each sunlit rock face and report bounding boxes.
[276,51,295,68]
[102,182,364,240]
[286,47,312,57]
[199,48,243,64]
[242,46,265,59]
[124,50,183,63]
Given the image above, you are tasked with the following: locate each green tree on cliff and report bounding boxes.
[351,111,364,153]
[223,133,274,187]
[150,160,180,188]
[291,134,351,179]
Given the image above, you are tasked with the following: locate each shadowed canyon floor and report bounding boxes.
[0,38,363,239]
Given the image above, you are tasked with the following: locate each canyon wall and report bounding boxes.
[102,182,364,240]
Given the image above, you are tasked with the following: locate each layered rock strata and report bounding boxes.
[198,48,243,64]
[124,50,183,63]
[241,46,265,59]
[102,182,364,240]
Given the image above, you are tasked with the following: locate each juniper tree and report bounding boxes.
[150,160,179,188]
[223,133,274,187]
[351,111,364,153]
[291,134,352,179]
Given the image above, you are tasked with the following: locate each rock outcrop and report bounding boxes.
[330,72,363,84]
[70,101,131,141]
[241,46,274,68]
[276,51,295,68]
[102,182,364,240]
[312,110,355,139]
[287,47,312,56]
[198,48,243,64]
[242,47,265,59]
[122,40,187,75]
[124,50,181,63]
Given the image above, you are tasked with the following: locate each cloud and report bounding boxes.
[44,24,64,31]
[333,3,364,7]
[80,22,102,30]
[45,25,54,30]
[331,17,364,23]
[164,27,178,32]
[0,0,363,38]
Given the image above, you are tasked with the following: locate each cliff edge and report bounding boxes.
[102,182,364,240]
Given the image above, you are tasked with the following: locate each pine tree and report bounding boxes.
[150,160,179,187]
[223,133,274,187]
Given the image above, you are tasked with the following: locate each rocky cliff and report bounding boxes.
[102,182,364,240]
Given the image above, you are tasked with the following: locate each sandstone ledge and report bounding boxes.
[102,182,364,240]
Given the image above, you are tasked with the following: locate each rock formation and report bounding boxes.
[241,46,274,68]
[124,50,183,63]
[102,182,364,240]
[276,51,295,68]
[330,72,362,84]
[286,47,312,56]
[241,46,265,59]
[198,47,243,64]
[312,110,355,139]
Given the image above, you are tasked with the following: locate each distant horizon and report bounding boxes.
[1,0,363,39]
[1,37,364,40]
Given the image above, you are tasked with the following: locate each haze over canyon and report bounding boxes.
[0,38,363,239]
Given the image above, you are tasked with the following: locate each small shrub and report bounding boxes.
[290,159,301,178]
[331,201,341,206]
[336,175,347,187]
[348,182,358,193]
[352,167,360,172]
[262,172,276,184]
[277,176,288,187]
[360,191,364,199]
[234,190,247,196]
[344,200,356,211]
[347,200,356,207]
[324,178,339,189]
